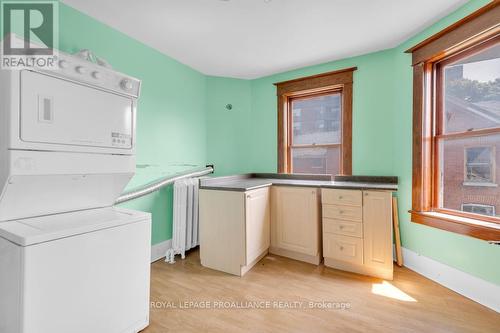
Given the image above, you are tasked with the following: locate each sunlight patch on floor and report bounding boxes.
[371,281,417,302]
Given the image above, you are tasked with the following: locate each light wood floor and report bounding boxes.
[144,250,500,333]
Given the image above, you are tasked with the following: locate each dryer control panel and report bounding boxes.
[41,53,141,98]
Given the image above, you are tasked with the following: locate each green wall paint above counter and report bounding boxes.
[60,0,498,285]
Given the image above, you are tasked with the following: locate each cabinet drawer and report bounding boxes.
[323,218,362,238]
[323,234,363,265]
[322,189,362,206]
[322,204,362,222]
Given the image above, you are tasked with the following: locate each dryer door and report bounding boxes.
[20,70,133,152]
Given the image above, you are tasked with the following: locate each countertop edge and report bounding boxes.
[199,181,397,192]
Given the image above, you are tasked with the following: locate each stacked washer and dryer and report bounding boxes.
[0,36,152,333]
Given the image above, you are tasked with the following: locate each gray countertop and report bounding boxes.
[199,174,398,192]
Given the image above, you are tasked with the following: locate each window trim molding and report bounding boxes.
[274,67,356,175]
[405,1,500,65]
[410,210,500,241]
[407,1,500,241]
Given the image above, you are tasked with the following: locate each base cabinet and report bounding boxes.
[322,189,393,280]
[199,184,393,278]
[270,186,321,265]
[199,187,270,276]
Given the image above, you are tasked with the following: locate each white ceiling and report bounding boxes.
[62,0,468,79]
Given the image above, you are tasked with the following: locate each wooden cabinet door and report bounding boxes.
[271,186,319,256]
[362,191,393,270]
[245,187,270,264]
[323,233,363,265]
[199,190,246,275]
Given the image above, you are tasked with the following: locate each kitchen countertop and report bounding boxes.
[199,173,398,192]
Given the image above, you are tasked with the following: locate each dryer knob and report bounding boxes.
[120,79,133,91]
[58,60,69,69]
[92,71,102,79]
[75,66,86,74]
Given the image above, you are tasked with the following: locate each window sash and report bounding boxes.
[435,35,500,137]
[289,146,341,175]
[289,91,343,147]
[431,37,500,223]
[286,89,345,174]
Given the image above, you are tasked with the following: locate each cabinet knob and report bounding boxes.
[340,246,344,251]
[338,196,343,199]
[339,210,344,214]
[339,225,344,229]
[246,195,251,199]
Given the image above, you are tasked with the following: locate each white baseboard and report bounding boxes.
[151,239,171,263]
[402,247,500,313]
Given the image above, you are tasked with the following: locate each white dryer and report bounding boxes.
[0,35,152,333]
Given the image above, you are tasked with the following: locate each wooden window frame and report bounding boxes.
[274,67,356,175]
[406,1,500,241]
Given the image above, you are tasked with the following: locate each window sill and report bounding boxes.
[410,210,500,241]
[462,182,498,187]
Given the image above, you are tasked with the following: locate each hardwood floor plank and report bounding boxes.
[144,250,500,333]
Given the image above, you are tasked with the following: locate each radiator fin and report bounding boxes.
[165,178,200,263]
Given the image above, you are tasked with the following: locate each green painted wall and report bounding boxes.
[58,4,207,245]
[206,0,500,285]
[206,77,252,176]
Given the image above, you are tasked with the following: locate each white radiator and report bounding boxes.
[165,178,200,263]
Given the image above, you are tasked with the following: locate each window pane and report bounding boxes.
[438,133,499,218]
[462,204,495,216]
[466,146,491,164]
[443,43,500,134]
[465,146,493,182]
[291,147,340,175]
[291,93,341,145]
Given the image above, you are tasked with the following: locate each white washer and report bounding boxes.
[0,207,151,333]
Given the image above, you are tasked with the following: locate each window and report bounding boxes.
[462,204,495,217]
[275,67,355,176]
[464,146,495,184]
[290,93,341,175]
[435,39,500,219]
[408,2,500,240]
